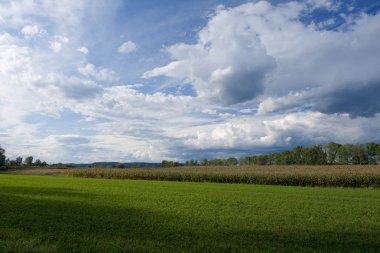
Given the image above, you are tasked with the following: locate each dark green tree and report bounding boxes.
[34,159,42,167]
[352,144,367,165]
[161,160,181,167]
[208,159,225,166]
[0,145,5,167]
[185,160,199,166]
[200,159,208,166]
[225,157,238,166]
[24,156,34,166]
[292,146,304,165]
[366,142,377,164]
[376,144,380,164]
[337,144,354,164]
[275,150,296,165]
[116,163,126,168]
[15,157,23,166]
[327,142,341,164]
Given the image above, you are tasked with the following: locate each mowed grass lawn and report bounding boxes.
[0,175,379,253]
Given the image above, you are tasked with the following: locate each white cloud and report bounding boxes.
[21,24,47,39]
[77,46,89,54]
[0,33,16,44]
[307,0,341,11]
[143,6,277,105]
[184,112,380,150]
[0,1,89,28]
[257,91,312,115]
[49,35,69,53]
[117,40,137,54]
[144,1,380,117]
[0,0,379,163]
[73,85,196,121]
[78,64,119,82]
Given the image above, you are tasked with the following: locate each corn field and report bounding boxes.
[66,165,380,187]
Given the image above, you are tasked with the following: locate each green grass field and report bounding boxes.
[0,174,379,252]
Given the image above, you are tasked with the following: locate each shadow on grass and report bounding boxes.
[0,185,379,253]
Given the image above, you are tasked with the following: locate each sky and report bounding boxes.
[0,0,379,163]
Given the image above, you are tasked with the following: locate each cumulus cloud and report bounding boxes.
[78,64,119,82]
[49,35,69,53]
[21,25,47,39]
[257,91,312,115]
[0,0,89,28]
[1,0,379,163]
[184,112,380,150]
[143,4,276,105]
[74,85,196,121]
[77,46,89,54]
[0,41,37,124]
[117,40,137,54]
[144,1,380,117]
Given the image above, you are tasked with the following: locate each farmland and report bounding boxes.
[66,165,380,187]
[0,174,379,252]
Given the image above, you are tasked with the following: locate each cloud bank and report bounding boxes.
[0,0,379,163]
[145,1,380,117]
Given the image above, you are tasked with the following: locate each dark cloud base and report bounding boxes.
[316,80,380,118]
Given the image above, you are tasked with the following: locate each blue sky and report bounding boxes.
[0,0,379,163]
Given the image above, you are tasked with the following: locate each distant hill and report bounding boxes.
[65,162,161,168]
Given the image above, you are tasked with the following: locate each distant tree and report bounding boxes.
[292,146,304,164]
[208,159,225,166]
[337,144,354,164]
[200,159,208,166]
[225,157,238,166]
[0,145,5,167]
[185,160,199,166]
[161,160,182,168]
[327,142,341,164]
[41,161,48,167]
[352,144,368,165]
[376,144,380,164]
[300,145,326,165]
[34,159,42,167]
[267,153,276,165]
[161,160,171,168]
[239,157,246,166]
[275,152,285,165]
[212,142,380,167]
[24,156,34,166]
[8,159,16,166]
[116,163,126,168]
[254,155,270,165]
[15,157,23,166]
[275,150,294,165]
[366,142,377,165]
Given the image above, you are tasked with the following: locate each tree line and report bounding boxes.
[0,145,48,167]
[162,142,380,167]
[2,142,380,169]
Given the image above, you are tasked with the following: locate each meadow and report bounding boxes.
[66,165,380,187]
[0,174,379,252]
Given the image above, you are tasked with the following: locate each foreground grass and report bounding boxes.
[67,165,380,187]
[0,175,379,252]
